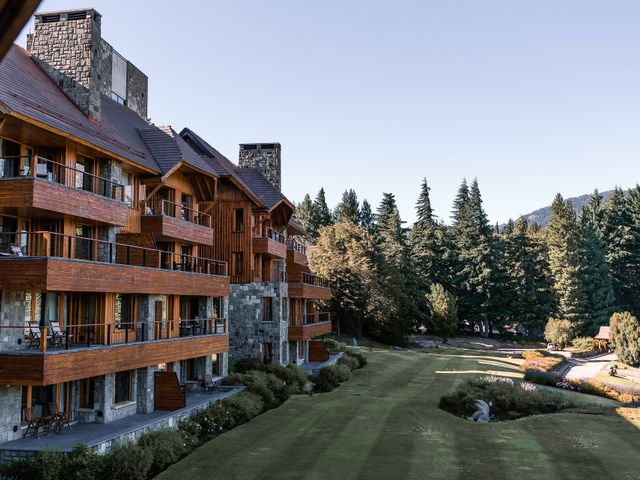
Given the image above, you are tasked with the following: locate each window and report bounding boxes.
[233,208,244,232]
[115,294,135,330]
[74,225,94,260]
[79,377,95,409]
[185,358,199,381]
[261,297,273,322]
[211,354,220,375]
[111,91,126,105]
[232,252,243,276]
[122,171,134,206]
[181,194,193,222]
[298,341,304,358]
[75,156,94,192]
[114,371,132,404]
[0,138,21,178]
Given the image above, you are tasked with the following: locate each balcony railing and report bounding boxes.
[255,226,285,244]
[0,318,227,353]
[287,239,307,255]
[0,155,125,201]
[143,197,212,228]
[300,272,331,289]
[290,312,331,326]
[0,231,227,276]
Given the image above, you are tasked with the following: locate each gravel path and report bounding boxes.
[564,353,617,380]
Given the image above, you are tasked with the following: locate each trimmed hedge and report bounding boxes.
[323,338,347,352]
[314,364,352,392]
[137,430,189,476]
[337,354,360,371]
[344,350,367,368]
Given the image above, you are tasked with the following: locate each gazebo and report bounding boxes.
[595,326,611,352]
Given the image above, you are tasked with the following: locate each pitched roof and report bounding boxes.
[0,45,160,173]
[138,125,217,177]
[235,167,290,210]
[595,326,610,340]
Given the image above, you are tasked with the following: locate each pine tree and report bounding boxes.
[335,189,360,224]
[546,194,590,331]
[579,206,615,332]
[311,188,333,237]
[294,193,316,236]
[360,199,375,236]
[601,188,640,317]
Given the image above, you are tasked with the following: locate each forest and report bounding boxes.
[294,180,640,346]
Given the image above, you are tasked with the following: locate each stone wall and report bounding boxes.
[0,291,27,351]
[26,9,148,120]
[94,372,138,423]
[228,282,289,364]
[0,386,23,444]
[238,144,282,191]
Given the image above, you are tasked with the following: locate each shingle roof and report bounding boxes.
[0,45,160,173]
[595,326,610,340]
[138,125,217,177]
[235,167,289,210]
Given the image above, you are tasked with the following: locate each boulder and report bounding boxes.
[468,400,491,423]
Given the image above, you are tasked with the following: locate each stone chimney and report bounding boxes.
[239,143,282,191]
[26,9,148,121]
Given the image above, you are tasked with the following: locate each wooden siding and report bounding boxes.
[0,257,229,296]
[252,237,287,259]
[0,334,229,386]
[287,282,332,300]
[0,177,129,225]
[140,215,214,246]
[288,321,332,341]
[287,249,307,266]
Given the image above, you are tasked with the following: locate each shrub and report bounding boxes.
[323,338,346,352]
[0,450,66,480]
[137,430,188,475]
[544,318,573,349]
[337,354,360,371]
[314,364,352,392]
[611,312,640,366]
[572,336,596,351]
[263,363,309,394]
[101,444,153,480]
[233,357,264,374]
[64,445,102,480]
[522,369,561,387]
[223,371,289,409]
[221,392,264,426]
[344,350,367,368]
[520,350,565,372]
[439,375,573,420]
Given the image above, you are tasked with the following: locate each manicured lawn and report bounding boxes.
[159,349,640,480]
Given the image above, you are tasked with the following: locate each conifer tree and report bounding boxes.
[335,189,360,224]
[311,188,333,237]
[546,194,590,331]
[601,188,640,317]
[360,199,375,236]
[295,193,316,235]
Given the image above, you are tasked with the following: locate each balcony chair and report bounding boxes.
[201,373,219,392]
[27,322,52,349]
[48,402,71,433]
[22,407,53,438]
[49,321,72,349]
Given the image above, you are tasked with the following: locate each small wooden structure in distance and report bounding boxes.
[595,326,611,352]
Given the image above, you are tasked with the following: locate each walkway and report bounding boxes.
[300,352,344,375]
[0,387,243,458]
[563,353,617,380]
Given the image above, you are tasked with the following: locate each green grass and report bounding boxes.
[159,349,640,480]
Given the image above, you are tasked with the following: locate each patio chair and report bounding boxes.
[9,245,23,256]
[22,407,53,438]
[27,322,51,349]
[201,373,218,392]
[49,321,72,349]
[48,402,71,433]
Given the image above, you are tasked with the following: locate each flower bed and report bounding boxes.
[519,350,566,372]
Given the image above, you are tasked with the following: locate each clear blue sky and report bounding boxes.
[16,0,640,224]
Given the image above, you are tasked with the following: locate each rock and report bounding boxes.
[468,400,491,423]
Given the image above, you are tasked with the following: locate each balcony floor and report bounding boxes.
[0,387,244,455]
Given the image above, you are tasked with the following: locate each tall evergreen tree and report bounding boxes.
[295,193,316,236]
[601,188,640,317]
[360,199,375,236]
[335,189,360,224]
[546,194,590,331]
[311,188,333,237]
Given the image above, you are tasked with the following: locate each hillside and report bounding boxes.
[516,190,615,229]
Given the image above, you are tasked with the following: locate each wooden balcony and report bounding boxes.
[287,239,307,266]
[0,156,129,225]
[0,232,228,296]
[141,197,214,246]
[287,272,332,300]
[253,227,287,259]
[0,328,229,386]
[288,314,332,341]
[0,177,129,226]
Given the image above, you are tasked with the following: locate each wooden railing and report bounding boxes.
[291,312,331,326]
[255,226,285,244]
[0,231,227,276]
[299,272,331,289]
[0,318,228,353]
[287,239,307,255]
[0,155,125,201]
[143,197,212,228]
